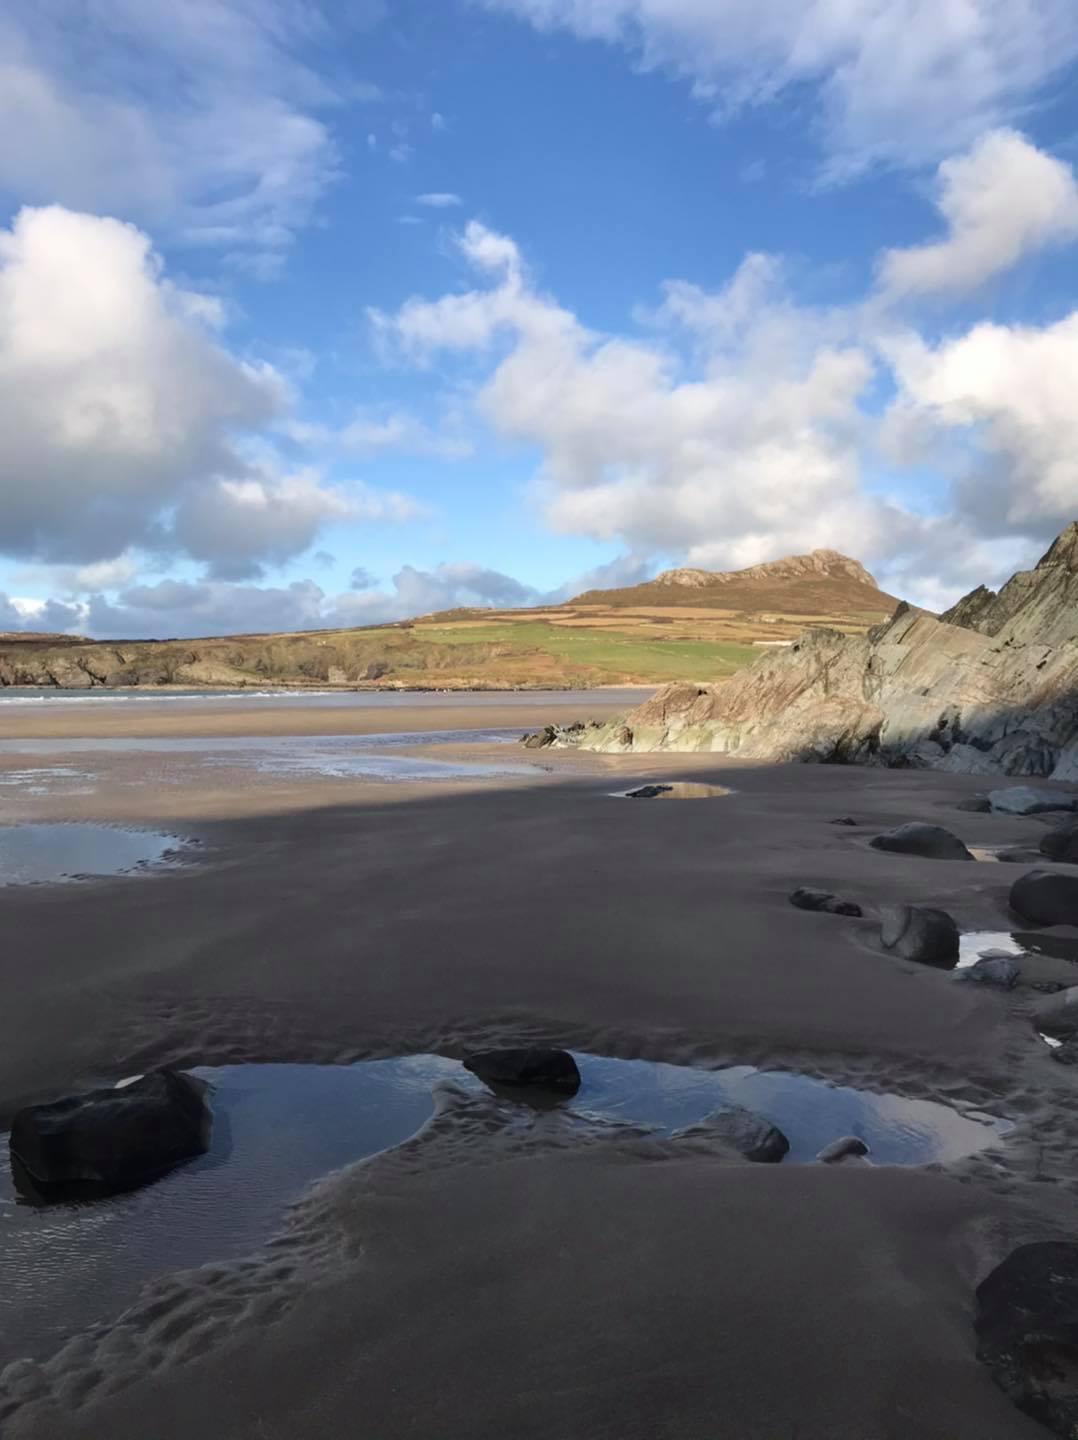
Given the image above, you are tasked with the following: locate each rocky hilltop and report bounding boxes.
[576,524,1078,780]
[571,548,897,616]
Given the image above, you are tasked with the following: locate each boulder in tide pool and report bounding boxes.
[1011,870,1078,927]
[879,904,960,966]
[958,955,1021,989]
[869,823,973,861]
[1041,817,1078,864]
[817,1135,869,1164]
[975,1242,1078,1437]
[1033,987,1078,1042]
[989,787,1078,816]
[463,1047,581,1097]
[789,887,863,917]
[10,1070,211,1197]
[689,1104,789,1163]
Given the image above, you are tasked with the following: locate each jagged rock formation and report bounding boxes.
[577,524,1078,780]
[571,548,897,616]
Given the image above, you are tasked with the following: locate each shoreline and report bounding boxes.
[0,699,1074,1438]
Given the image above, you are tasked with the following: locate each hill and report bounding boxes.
[575,523,1078,779]
[0,548,902,692]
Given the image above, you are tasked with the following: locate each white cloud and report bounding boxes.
[478,0,1078,174]
[0,205,418,577]
[883,313,1078,536]
[878,130,1078,297]
[0,0,367,264]
[415,192,463,208]
[373,223,907,573]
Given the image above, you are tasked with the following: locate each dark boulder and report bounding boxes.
[10,1070,211,1197]
[816,1136,869,1164]
[1011,870,1078,927]
[463,1047,581,1097]
[789,887,862,917]
[686,1104,789,1163]
[958,955,1020,989]
[975,1242,1078,1437]
[522,725,558,750]
[989,787,1078,816]
[1033,987,1078,1042]
[829,816,859,826]
[879,904,960,967]
[956,796,991,813]
[1041,817,1078,864]
[869,822,973,861]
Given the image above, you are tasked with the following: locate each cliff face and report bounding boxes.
[581,524,1078,780]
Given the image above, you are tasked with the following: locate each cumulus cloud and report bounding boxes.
[478,0,1078,174]
[372,223,907,573]
[86,578,329,639]
[878,130,1078,297]
[883,313,1078,538]
[0,0,367,265]
[0,205,418,577]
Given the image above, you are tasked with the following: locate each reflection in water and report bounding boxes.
[0,1053,1010,1367]
[0,824,187,885]
[615,782,732,800]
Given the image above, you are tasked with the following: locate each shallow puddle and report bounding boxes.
[0,1053,1009,1365]
[615,782,732,799]
[0,731,533,785]
[959,930,1078,971]
[0,824,188,885]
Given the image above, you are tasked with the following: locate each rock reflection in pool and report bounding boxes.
[0,1053,1010,1367]
[0,824,187,886]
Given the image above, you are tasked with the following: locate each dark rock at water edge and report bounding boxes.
[1033,987,1078,1042]
[522,725,559,750]
[1011,870,1078,927]
[463,1047,582,1097]
[869,822,973,861]
[626,784,674,799]
[817,1135,869,1164]
[10,1070,212,1198]
[681,1104,789,1163]
[1041,816,1078,864]
[879,904,960,966]
[957,955,1021,989]
[789,887,863,917]
[976,1242,1078,1438]
[829,816,859,826]
[989,787,1078,817]
[956,796,992,813]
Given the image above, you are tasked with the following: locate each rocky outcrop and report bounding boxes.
[976,1242,1078,1436]
[576,524,1078,780]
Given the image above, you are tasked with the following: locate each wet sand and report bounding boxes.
[1,695,1075,1437]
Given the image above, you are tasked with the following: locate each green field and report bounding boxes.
[414,622,757,682]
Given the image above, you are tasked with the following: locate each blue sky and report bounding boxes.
[2,0,1078,637]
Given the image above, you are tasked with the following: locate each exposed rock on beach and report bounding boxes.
[567,524,1078,779]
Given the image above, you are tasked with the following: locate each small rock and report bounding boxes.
[829,817,858,826]
[521,725,559,750]
[989,786,1078,816]
[817,1136,869,1164]
[625,784,674,799]
[879,904,960,966]
[1011,869,1078,927]
[1050,1037,1078,1064]
[1041,816,1078,864]
[955,796,992,813]
[869,822,973,861]
[462,1047,581,1096]
[10,1070,211,1197]
[615,726,634,748]
[688,1104,789,1163]
[788,887,862,917]
[1033,986,1078,1042]
[994,847,1042,864]
[957,956,1020,989]
[1032,981,1066,994]
[975,1242,1078,1436]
